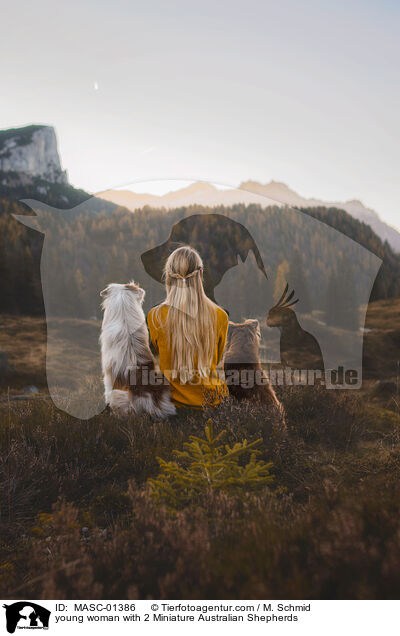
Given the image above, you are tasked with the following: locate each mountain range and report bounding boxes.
[1,125,399,319]
[99,180,400,252]
[0,124,398,252]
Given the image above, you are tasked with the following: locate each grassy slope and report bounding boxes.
[1,297,399,394]
[0,388,399,599]
[0,300,399,599]
[365,298,400,330]
[363,298,400,384]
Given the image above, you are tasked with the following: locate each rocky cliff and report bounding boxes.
[0,125,67,184]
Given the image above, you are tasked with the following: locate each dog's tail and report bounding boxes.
[130,391,177,419]
[109,388,176,419]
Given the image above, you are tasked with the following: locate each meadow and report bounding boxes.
[0,385,399,600]
[0,297,399,599]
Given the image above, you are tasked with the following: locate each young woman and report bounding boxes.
[147,245,229,408]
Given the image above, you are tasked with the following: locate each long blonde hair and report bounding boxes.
[153,246,217,384]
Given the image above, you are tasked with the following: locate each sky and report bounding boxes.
[1,0,399,229]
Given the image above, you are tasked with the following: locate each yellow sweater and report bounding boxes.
[147,304,229,408]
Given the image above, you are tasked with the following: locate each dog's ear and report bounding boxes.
[100,286,109,298]
[226,322,237,349]
[245,318,261,338]
[126,281,145,304]
[137,287,145,304]
[227,322,237,334]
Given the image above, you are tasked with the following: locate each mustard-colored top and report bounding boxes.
[147,304,229,408]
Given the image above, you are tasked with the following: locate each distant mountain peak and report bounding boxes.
[99,178,400,252]
[184,181,216,192]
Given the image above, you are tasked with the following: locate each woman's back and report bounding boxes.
[146,245,229,408]
[147,302,228,408]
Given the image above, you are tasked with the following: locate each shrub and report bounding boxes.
[149,419,274,510]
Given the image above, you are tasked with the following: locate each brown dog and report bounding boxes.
[224,319,282,410]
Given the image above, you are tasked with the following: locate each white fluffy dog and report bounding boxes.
[100,281,176,418]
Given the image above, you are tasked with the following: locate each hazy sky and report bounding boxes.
[1,0,399,228]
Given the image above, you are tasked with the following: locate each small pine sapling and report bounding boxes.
[149,418,274,510]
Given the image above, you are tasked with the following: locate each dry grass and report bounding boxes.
[364,297,400,331]
[0,315,47,392]
[0,305,399,599]
[0,386,398,599]
[0,314,101,396]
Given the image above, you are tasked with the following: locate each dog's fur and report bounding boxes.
[224,319,283,410]
[100,282,176,418]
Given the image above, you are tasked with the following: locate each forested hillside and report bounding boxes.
[0,197,399,318]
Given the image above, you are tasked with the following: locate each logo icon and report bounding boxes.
[3,602,50,633]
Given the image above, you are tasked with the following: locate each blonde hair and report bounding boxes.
[153,245,217,384]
